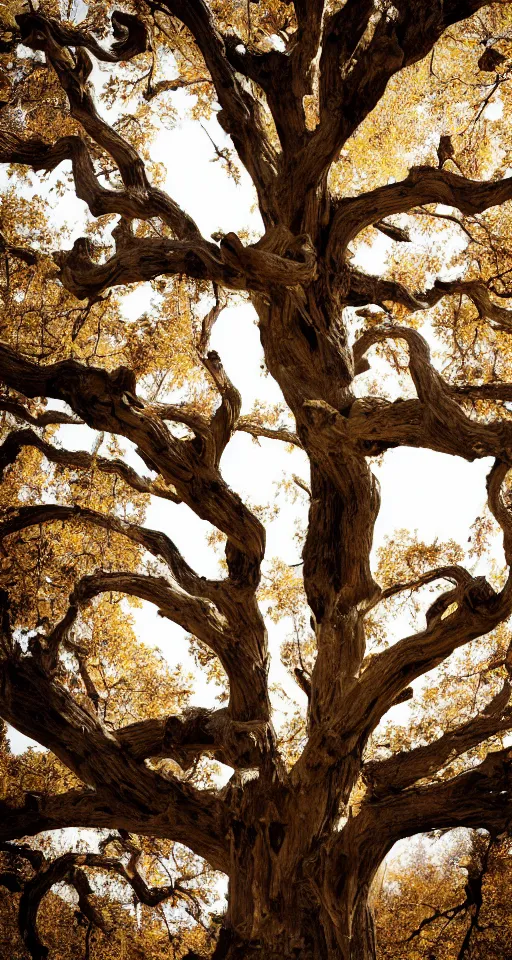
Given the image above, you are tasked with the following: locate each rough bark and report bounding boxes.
[2,3,512,959]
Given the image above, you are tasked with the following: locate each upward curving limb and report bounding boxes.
[296,564,511,786]
[0,313,277,789]
[152,0,279,223]
[0,505,269,726]
[353,325,448,403]
[0,428,181,502]
[0,337,275,748]
[14,12,200,242]
[349,461,512,745]
[71,569,270,725]
[323,746,512,944]
[0,503,223,603]
[72,570,228,656]
[296,456,512,786]
[0,649,230,871]
[487,460,512,564]
[328,165,512,261]
[0,131,201,241]
[14,849,110,960]
[364,679,512,797]
[320,324,512,464]
[292,1,496,214]
[193,300,243,467]
[0,344,265,568]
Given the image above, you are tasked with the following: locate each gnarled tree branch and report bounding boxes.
[0,428,181,502]
[329,165,512,261]
[364,680,512,797]
[0,655,230,871]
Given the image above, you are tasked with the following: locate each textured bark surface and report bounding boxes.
[2,1,512,958]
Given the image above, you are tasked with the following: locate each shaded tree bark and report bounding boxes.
[2,2,512,959]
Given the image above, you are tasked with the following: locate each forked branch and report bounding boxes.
[365,680,512,797]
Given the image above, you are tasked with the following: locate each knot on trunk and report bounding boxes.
[219,229,316,289]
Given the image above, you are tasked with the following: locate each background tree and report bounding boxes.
[3,0,512,958]
[377,829,512,959]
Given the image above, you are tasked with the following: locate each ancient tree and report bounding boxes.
[2,0,512,957]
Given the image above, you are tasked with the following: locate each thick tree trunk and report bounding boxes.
[211,897,377,960]
[210,777,378,960]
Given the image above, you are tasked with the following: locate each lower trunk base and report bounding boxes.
[209,918,376,960]
[212,928,325,960]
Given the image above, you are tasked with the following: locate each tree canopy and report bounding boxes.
[2,0,512,958]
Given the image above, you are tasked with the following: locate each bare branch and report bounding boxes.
[18,852,109,960]
[329,166,512,260]
[154,0,279,223]
[326,759,509,941]
[0,656,230,870]
[155,402,211,436]
[346,266,426,312]
[340,325,512,463]
[236,416,302,447]
[0,229,38,267]
[200,349,242,467]
[0,397,82,428]
[1,834,186,959]
[117,707,265,769]
[365,680,512,797]
[0,428,181,502]
[422,278,512,332]
[363,564,473,615]
[452,381,512,402]
[374,220,411,243]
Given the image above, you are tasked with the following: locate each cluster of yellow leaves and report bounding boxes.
[377,831,512,960]
[376,530,465,590]
[259,557,306,625]
[64,598,193,728]
[0,197,217,408]
[187,633,229,703]
[0,881,219,960]
[0,735,80,807]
